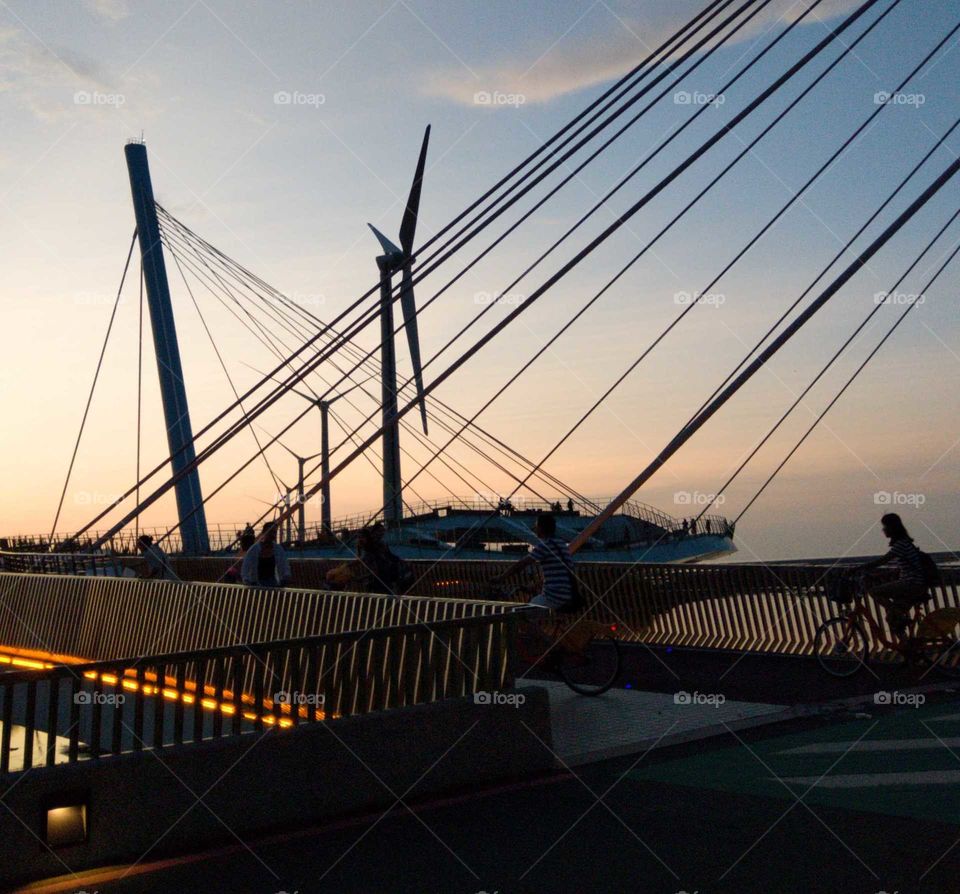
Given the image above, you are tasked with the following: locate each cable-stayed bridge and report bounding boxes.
[3,0,960,886]
[34,0,960,567]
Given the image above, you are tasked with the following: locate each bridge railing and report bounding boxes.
[5,556,958,661]
[407,560,960,656]
[11,554,951,659]
[0,610,518,776]
[0,571,516,664]
[0,550,134,577]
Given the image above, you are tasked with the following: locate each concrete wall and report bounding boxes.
[0,687,551,888]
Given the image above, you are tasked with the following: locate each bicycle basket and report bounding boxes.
[918,607,960,638]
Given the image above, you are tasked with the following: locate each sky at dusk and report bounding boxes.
[1,0,958,560]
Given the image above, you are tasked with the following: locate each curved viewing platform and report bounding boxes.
[0,496,735,564]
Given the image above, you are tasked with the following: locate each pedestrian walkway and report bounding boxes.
[629,700,960,825]
[517,679,785,765]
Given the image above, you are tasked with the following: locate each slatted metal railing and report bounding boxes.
[3,556,959,659]
[0,550,132,577]
[406,560,960,655]
[0,572,514,663]
[0,610,518,776]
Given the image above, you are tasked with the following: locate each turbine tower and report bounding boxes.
[368,125,431,529]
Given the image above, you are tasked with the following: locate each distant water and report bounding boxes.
[702,550,959,566]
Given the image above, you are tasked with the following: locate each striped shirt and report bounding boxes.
[530,537,574,609]
[885,538,925,584]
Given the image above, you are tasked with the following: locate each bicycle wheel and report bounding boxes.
[558,635,622,696]
[814,616,868,677]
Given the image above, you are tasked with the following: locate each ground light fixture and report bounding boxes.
[44,797,87,848]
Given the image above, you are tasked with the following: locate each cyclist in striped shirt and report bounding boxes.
[493,513,576,610]
[860,513,929,636]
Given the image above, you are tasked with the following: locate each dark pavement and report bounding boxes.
[16,646,960,894]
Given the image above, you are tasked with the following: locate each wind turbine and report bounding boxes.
[271,442,322,547]
[368,124,431,529]
[245,365,376,539]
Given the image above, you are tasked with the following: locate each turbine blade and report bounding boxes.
[367,223,401,257]
[400,263,428,435]
[399,124,431,255]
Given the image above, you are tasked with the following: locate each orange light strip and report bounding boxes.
[0,653,56,670]
[0,644,88,667]
[79,669,329,728]
[3,646,327,727]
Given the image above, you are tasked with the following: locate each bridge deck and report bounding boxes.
[518,678,784,766]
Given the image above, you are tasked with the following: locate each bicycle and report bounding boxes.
[813,569,960,678]
[488,582,623,696]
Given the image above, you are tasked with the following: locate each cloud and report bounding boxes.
[81,0,131,22]
[0,27,115,119]
[422,0,865,107]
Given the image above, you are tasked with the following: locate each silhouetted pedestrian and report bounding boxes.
[241,522,291,587]
[137,535,173,580]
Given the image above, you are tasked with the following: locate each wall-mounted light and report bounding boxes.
[44,801,87,848]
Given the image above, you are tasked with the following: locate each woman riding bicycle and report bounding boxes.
[859,512,928,637]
